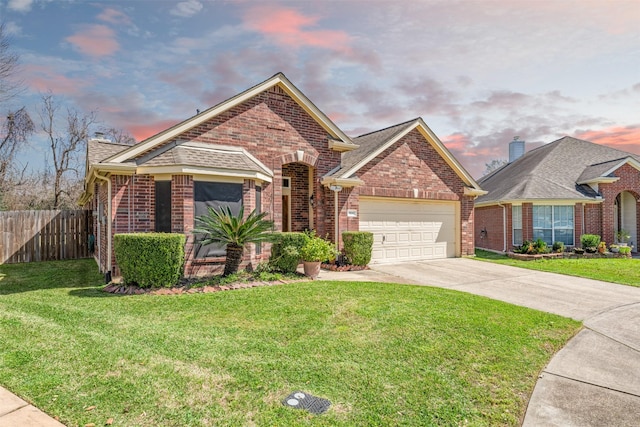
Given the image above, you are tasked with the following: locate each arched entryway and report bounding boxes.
[281,162,314,232]
[614,191,638,247]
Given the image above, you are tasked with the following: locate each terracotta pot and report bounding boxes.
[303,261,321,279]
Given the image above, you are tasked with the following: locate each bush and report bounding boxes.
[268,232,309,273]
[114,233,186,288]
[619,246,631,255]
[300,234,337,262]
[552,241,565,253]
[580,234,601,249]
[342,231,373,265]
[513,238,550,255]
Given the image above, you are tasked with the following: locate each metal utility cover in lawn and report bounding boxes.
[282,391,331,414]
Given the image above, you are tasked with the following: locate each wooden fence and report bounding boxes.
[0,210,93,264]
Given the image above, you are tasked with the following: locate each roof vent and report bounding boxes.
[509,136,525,163]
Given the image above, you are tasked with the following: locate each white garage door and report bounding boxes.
[359,198,458,264]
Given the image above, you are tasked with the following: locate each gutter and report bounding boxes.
[93,171,112,277]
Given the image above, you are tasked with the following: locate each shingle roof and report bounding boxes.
[477,136,640,204]
[137,141,271,175]
[330,119,418,178]
[87,139,132,166]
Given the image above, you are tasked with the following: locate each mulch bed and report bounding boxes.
[321,263,369,272]
[103,278,306,296]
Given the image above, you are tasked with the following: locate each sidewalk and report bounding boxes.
[0,386,65,426]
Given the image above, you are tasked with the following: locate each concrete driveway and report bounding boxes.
[365,258,640,426]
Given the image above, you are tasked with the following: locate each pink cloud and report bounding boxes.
[97,7,132,26]
[129,120,182,142]
[66,25,119,58]
[243,6,351,53]
[23,64,90,96]
[574,126,640,155]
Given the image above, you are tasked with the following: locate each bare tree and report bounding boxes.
[482,159,508,177]
[39,94,97,209]
[98,126,136,145]
[0,23,22,104]
[0,107,34,185]
[0,26,34,209]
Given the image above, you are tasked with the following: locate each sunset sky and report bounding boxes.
[2,0,639,178]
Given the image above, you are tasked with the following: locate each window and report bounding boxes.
[553,206,574,245]
[512,205,522,245]
[194,181,243,258]
[155,181,172,232]
[533,205,573,245]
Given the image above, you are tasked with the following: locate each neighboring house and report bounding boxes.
[475,136,640,252]
[79,73,484,278]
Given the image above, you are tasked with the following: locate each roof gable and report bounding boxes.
[334,118,482,190]
[577,156,640,184]
[104,73,355,164]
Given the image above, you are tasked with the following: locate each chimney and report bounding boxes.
[509,136,525,162]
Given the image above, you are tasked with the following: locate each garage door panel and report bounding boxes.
[360,199,457,264]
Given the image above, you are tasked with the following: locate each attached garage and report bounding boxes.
[359,198,459,264]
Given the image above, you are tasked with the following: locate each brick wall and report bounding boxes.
[475,205,505,252]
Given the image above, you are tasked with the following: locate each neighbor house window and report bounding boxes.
[193,181,243,258]
[512,205,522,246]
[532,205,573,245]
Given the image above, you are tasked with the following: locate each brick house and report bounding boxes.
[79,73,484,278]
[475,136,640,252]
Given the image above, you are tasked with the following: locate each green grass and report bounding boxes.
[475,249,640,287]
[0,259,580,426]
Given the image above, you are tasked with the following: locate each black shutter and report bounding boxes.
[155,181,172,232]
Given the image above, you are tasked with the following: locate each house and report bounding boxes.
[475,136,640,252]
[79,73,484,278]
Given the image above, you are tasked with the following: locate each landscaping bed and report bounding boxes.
[508,251,631,261]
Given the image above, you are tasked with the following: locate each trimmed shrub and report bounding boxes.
[580,234,601,250]
[114,233,186,288]
[513,238,550,255]
[268,232,309,273]
[343,231,373,266]
[552,241,565,253]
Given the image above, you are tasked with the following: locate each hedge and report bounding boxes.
[269,232,309,273]
[342,231,373,266]
[114,233,186,288]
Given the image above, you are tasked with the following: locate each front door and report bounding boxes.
[282,177,291,232]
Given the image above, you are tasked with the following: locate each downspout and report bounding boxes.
[334,190,339,248]
[94,171,112,277]
[498,203,507,252]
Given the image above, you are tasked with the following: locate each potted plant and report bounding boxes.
[609,244,620,253]
[299,234,337,279]
[616,229,631,246]
[597,241,607,254]
[581,234,601,254]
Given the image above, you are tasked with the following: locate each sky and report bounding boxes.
[1,0,639,178]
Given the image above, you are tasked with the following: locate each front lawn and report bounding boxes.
[475,249,640,287]
[0,259,580,426]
